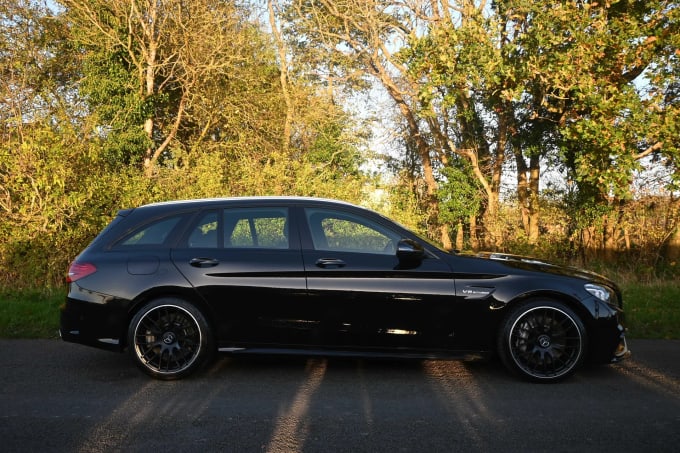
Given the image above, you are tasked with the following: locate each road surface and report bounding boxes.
[1,339,679,452]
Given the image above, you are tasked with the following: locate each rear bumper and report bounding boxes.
[60,295,125,352]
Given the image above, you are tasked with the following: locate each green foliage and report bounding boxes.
[390,0,679,251]
[543,1,680,202]
[0,117,158,287]
[561,182,614,230]
[370,176,431,240]
[306,119,364,180]
[79,49,151,166]
[436,163,483,225]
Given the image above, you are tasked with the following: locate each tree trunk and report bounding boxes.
[528,154,540,244]
[514,144,541,244]
[662,224,680,262]
[440,223,452,250]
[268,0,292,154]
[455,222,464,251]
[469,213,479,251]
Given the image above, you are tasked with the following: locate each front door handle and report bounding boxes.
[315,258,346,268]
[189,257,220,268]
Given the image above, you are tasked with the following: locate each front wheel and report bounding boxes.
[497,299,587,382]
[128,298,214,380]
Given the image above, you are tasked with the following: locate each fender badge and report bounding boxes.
[461,287,494,298]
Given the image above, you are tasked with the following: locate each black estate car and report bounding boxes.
[60,196,629,382]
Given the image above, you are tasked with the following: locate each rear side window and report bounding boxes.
[116,216,183,247]
[225,208,289,249]
[187,211,219,248]
[183,207,290,249]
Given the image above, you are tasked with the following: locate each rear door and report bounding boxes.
[171,205,309,344]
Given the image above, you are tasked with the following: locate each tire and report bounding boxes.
[497,299,587,382]
[128,298,215,380]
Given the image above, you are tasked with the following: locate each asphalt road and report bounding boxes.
[1,338,679,453]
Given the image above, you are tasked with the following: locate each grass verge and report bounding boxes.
[620,281,680,340]
[0,288,65,339]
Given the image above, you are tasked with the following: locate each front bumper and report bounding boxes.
[611,329,630,363]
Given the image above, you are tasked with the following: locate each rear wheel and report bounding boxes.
[128,298,214,380]
[498,299,587,382]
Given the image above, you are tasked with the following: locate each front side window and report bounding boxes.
[305,209,399,254]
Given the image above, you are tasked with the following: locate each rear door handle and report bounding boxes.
[315,258,346,268]
[189,257,220,268]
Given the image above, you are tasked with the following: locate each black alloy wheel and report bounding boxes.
[498,300,586,382]
[128,298,214,380]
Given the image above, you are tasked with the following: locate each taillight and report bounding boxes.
[66,261,97,283]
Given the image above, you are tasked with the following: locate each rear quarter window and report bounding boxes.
[114,216,184,248]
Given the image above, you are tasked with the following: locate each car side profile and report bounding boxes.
[60,196,629,382]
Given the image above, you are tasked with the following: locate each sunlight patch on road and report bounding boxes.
[422,360,491,451]
[616,359,680,399]
[355,361,375,429]
[76,381,159,453]
[265,358,327,453]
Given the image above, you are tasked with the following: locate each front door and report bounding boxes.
[300,207,457,350]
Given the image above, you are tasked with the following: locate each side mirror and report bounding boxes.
[396,238,425,264]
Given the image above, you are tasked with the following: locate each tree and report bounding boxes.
[284,0,679,256]
[507,0,680,257]
[63,0,370,197]
[0,0,153,286]
[63,0,277,174]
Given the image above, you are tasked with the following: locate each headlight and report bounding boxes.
[585,283,612,302]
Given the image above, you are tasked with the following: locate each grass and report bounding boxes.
[620,281,680,340]
[0,288,65,339]
[0,281,678,340]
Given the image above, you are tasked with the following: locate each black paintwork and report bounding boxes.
[60,196,627,367]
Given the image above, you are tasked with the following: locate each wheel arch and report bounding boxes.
[121,286,218,350]
[497,290,597,348]
[496,293,591,381]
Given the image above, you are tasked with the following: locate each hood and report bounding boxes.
[473,251,616,287]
